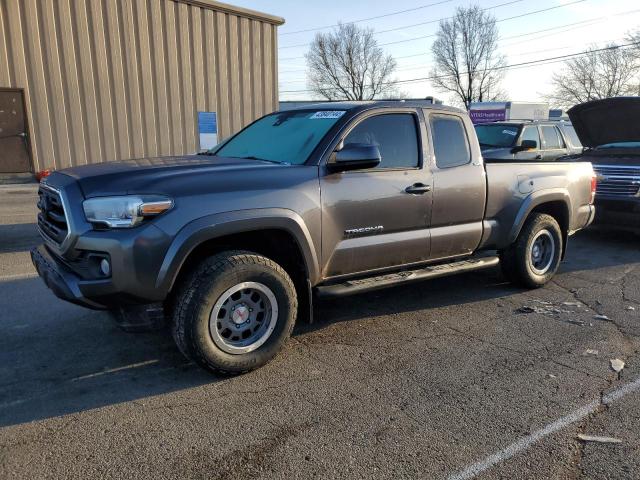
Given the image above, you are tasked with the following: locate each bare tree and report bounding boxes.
[430,5,506,109]
[545,42,640,109]
[306,23,398,100]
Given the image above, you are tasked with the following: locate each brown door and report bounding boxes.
[0,89,32,173]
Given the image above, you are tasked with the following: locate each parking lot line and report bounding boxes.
[71,359,161,381]
[0,272,37,282]
[449,375,640,480]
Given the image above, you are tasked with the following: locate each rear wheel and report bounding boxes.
[172,251,297,375]
[500,213,563,288]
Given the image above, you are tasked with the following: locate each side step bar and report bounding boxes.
[315,256,500,298]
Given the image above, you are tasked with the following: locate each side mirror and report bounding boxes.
[329,143,381,172]
[512,139,537,153]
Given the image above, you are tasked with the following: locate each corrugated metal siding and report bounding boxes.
[0,0,281,171]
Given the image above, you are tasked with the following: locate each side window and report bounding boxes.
[541,126,562,149]
[555,126,566,148]
[562,125,582,148]
[520,126,540,148]
[343,113,419,168]
[430,115,470,168]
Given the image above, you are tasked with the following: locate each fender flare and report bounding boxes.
[508,188,572,245]
[155,208,320,295]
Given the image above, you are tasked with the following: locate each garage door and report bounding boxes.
[0,89,31,173]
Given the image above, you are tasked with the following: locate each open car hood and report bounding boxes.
[567,97,640,148]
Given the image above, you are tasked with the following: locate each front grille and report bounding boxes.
[37,185,69,245]
[593,164,640,198]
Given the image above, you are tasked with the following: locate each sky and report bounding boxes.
[230,0,640,106]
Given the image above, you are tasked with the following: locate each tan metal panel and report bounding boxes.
[149,0,171,157]
[39,0,72,169]
[0,1,10,86]
[134,0,158,158]
[103,0,132,160]
[239,17,251,124]
[121,0,145,158]
[262,22,274,113]
[23,0,57,170]
[215,11,230,140]
[227,15,242,133]
[203,9,218,114]
[190,5,207,127]
[74,0,104,165]
[0,0,281,171]
[251,19,263,119]
[88,0,117,164]
[163,0,183,154]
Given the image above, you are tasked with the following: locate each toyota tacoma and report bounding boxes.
[32,101,596,374]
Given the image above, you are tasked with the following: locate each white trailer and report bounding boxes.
[470,101,549,124]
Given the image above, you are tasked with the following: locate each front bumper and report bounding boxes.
[31,245,109,309]
[593,198,640,232]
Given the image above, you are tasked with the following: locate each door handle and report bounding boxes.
[405,183,431,194]
[535,154,543,160]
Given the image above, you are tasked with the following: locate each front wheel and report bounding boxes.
[171,251,297,375]
[500,213,563,288]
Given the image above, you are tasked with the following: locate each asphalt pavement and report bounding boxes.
[0,184,638,479]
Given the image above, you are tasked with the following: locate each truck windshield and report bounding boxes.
[474,124,519,148]
[214,110,345,164]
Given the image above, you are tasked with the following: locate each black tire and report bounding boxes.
[500,213,563,288]
[171,250,297,375]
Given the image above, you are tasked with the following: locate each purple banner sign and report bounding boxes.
[470,109,506,124]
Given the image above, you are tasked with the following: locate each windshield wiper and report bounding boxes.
[479,142,500,148]
[239,156,284,165]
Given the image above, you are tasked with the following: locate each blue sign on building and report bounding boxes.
[198,112,218,150]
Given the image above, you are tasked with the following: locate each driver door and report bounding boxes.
[320,110,432,279]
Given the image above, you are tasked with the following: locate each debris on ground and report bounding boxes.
[593,314,610,321]
[548,374,557,379]
[584,349,599,356]
[610,359,625,373]
[626,306,636,311]
[562,301,581,307]
[577,434,622,444]
[567,319,587,326]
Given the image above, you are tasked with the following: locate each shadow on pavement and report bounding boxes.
[0,226,636,428]
[0,223,40,254]
[0,277,216,428]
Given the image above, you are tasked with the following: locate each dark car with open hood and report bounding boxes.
[567,97,640,233]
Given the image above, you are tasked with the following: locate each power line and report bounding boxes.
[279,0,526,49]
[279,0,453,37]
[279,0,586,60]
[278,41,640,94]
[280,39,629,85]
[278,6,640,72]
[376,0,587,47]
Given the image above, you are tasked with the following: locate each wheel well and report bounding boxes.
[169,229,310,318]
[530,201,569,255]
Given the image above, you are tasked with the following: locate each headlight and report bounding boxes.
[83,195,173,228]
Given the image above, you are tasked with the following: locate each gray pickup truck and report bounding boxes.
[32,101,596,374]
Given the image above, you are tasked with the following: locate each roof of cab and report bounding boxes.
[285,100,465,115]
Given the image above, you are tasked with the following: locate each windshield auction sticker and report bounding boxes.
[309,111,346,119]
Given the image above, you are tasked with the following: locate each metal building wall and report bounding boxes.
[0,0,283,171]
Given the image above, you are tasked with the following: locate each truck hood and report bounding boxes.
[568,97,640,148]
[60,155,285,197]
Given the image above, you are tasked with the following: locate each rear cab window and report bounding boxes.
[430,114,471,168]
[342,113,420,169]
